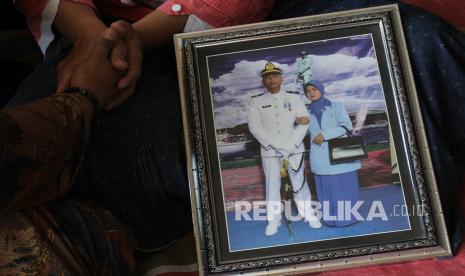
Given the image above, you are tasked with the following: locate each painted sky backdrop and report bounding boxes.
[208,34,387,129]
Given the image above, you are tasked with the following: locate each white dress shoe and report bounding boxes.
[265,221,282,236]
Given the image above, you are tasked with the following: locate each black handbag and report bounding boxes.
[327,126,368,165]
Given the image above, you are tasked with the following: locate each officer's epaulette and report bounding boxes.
[251,93,264,98]
[286,90,300,94]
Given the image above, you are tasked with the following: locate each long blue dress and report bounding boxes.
[307,97,362,227]
[314,171,360,227]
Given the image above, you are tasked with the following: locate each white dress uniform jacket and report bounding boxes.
[247,89,309,169]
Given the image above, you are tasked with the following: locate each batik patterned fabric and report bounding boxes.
[9,48,195,252]
[0,94,136,274]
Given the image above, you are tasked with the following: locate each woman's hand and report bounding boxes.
[56,22,142,107]
[57,31,107,92]
[105,20,143,110]
[56,21,141,110]
[69,28,124,109]
[54,1,110,93]
[53,2,142,110]
[62,22,141,111]
[313,133,325,145]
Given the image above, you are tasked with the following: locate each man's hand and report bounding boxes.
[275,143,296,159]
[70,28,124,109]
[295,116,309,125]
[269,142,287,158]
[313,133,325,145]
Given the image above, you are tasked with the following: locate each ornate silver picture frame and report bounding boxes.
[174,5,451,275]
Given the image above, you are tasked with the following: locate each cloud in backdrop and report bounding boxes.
[209,35,386,129]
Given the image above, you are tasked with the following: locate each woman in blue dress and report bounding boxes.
[304,80,361,227]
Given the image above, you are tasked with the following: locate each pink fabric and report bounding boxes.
[157,0,276,28]
[14,0,275,54]
[92,0,152,22]
[14,0,99,53]
[303,242,465,275]
[13,0,59,42]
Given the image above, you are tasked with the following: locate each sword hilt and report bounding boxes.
[280,159,289,177]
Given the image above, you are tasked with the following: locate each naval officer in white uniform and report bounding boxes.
[247,62,322,236]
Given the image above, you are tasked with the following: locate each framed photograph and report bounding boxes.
[174,4,451,275]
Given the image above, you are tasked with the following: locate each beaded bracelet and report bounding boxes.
[64,87,102,112]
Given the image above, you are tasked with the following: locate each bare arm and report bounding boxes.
[53,1,110,92]
[133,10,188,51]
[54,0,106,44]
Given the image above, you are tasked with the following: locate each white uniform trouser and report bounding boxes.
[262,153,314,222]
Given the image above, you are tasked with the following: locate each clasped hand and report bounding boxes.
[59,21,142,110]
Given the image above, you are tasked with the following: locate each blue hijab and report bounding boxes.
[306,80,331,126]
